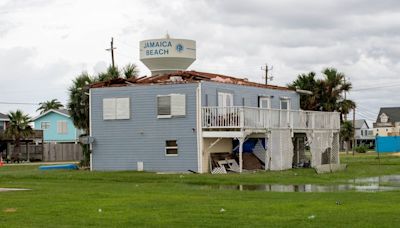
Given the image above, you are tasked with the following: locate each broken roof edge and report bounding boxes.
[89,70,294,91]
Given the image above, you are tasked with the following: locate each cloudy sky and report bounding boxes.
[0,0,399,123]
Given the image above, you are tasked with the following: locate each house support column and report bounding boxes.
[239,137,244,173]
[265,131,271,170]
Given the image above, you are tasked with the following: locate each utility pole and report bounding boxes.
[344,76,347,121]
[352,107,356,156]
[261,64,273,85]
[106,37,116,68]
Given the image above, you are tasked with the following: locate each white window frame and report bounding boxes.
[41,121,51,130]
[280,99,290,110]
[218,92,233,108]
[103,97,130,120]
[259,97,271,109]
[57,120,68,134]
[157,94,186,118]
[165,140,178,156]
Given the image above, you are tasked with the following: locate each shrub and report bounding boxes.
[355,144,368,153]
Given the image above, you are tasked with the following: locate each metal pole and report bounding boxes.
[352,108,356,156]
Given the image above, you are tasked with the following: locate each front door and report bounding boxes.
[218,92,234,126]
[259,97,271,127]
[280,99,290,127]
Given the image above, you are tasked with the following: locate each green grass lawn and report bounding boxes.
[1,154,400,227]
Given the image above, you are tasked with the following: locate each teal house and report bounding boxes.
[33,109,80,143]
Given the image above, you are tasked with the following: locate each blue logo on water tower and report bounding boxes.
[176,43,184,52]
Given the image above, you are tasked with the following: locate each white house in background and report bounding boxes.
[373,107,400,136]
[0,112,9,131]
[354,119,374,148]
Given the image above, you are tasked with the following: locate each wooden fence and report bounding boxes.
[43,143,83,161]
[3,143,82,162]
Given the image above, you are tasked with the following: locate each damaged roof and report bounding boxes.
[90,70,292,91]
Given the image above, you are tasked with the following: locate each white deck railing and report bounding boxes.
[202,106,340,130]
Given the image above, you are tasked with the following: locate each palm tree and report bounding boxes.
[123,63,139,79]
[67,72,92,166]
[36,99,64,114]
[97,64,140,81]
[340,121,354,154]
[288,72,321,110]
[97,65,120,82]
[289,68,356,123]
[5,110,33,162]
[68,72,92,134]
[337,99,356,123]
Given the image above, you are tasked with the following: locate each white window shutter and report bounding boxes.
[171,94,186,116]
[116,98,130,119]
[103,98,116,120]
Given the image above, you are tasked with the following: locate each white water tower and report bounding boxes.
[140,34,196,75]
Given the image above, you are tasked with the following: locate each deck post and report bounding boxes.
[239,138,244,173]
[239,107,245,128]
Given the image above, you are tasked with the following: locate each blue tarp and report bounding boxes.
[232,138,266,153]
[39,164,79,170]
[375,136,400,153]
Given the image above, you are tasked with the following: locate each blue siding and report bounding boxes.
[33,112,78,142]
[201,81,300,110]
[91,83,199,171]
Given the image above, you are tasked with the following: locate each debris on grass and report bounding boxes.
[220,208,225,213]
[308,215,315,219]
[3,208,17,213]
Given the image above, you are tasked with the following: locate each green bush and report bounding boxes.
[355,144,368,153]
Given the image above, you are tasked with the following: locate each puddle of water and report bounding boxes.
[0,188,30,192]
[192,175,400,193]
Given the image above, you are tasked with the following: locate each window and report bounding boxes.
[259,97,271,109]
[380,113,388,123]
[361,130,364,136]
[103,98,130,120]
[41,122,50,130]
[165,140,178,156]
[0,121,4,130]
[157,94,186,118]
[157,96,171,116]
[57,121,68,134]
[280,99,290,110]
[218,92,233,107]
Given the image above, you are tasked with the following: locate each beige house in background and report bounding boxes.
[373,107,400,136]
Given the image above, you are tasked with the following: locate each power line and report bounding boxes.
[0,102,39,105]
[356,104,379,116]
[352,83,400,92]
